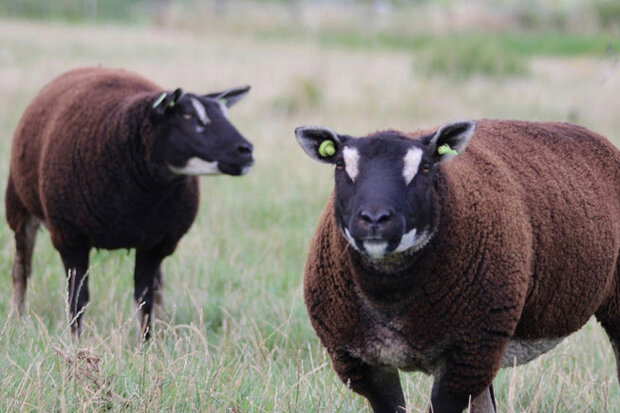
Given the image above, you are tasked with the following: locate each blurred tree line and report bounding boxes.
[0,0,618,33]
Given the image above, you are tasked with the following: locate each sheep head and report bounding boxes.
[150,86,254,177]
[295,120,476,260]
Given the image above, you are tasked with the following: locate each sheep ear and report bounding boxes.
[424,120,476,163]
[152,88,184,115]
[204,86,250,108]
[295,126,345,164]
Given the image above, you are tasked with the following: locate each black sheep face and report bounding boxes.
[151,86,254,177]
[295,120,476,259]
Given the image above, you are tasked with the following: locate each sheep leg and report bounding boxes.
[429,384,469,413]
[60,247,91,338]
[430,373,498,413]
[470,385,496,413]
[152,267,164,318]
[329,349,406,412]
[5,176,40,317]
[9,216,40,317]
[134,248,167,340]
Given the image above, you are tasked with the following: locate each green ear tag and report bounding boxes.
[437,144,458,156]
[152,92,167,109]
[318,140,336,158]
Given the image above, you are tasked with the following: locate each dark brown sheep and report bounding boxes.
[6,67,254,339]
[295,119,620,413]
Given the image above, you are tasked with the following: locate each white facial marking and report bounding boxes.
[343,147,360,181]
[168,157,221,175]
[343,228,359,250]
[402,148,423,185]
[218,100,229,118]
[363,241,388,259]
[190,97,210,125]
[394,227,434,254]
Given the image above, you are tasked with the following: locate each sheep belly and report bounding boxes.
[348,323,442,374]
[500,338,563,367]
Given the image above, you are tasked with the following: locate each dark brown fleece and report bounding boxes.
[6,67,198,252]
[304,120,620,404]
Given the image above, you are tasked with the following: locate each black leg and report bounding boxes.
[429,385,469,413]
[429,368,497,413]
[329,349,406,413]
[134,248,167,340]
[470,385,496,413]
[60,247,91,338]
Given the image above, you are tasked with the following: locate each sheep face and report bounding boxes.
[151,86,254,177]
[295,120,475,259]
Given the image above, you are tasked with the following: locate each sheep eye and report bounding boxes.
[421,163,431,173]
[335,160,344,170]
[182,112,194,120]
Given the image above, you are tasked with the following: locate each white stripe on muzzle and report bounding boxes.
[168,157,221,175]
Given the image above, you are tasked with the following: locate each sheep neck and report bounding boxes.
[124,94,191,190]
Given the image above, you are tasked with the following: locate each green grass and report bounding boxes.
[415,41,529,80]
[258,29,620,58]
[0,17,619,412]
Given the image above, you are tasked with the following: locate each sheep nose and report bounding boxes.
[358,208,393,228]
[236,142,253,155]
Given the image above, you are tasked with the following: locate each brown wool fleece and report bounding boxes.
[6,67,198,253]
[304,119,620,399]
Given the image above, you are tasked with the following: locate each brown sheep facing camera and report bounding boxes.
[6,67,254,339]
[295,119,620,413]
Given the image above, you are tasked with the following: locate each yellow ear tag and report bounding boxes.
[437,144,458,156]
[318,140,336,158]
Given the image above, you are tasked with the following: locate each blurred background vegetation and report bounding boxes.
[1,0,620,31]
[1,1,619,411]
[1,0,618,80]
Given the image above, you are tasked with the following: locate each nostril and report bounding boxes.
[237,144,253,154]
[358,209,392,226]
[359,210,373,224]
[376,210,392,224]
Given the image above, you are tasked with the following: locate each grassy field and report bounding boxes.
[0,15,619,412]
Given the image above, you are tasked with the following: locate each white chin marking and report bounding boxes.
[343,147,360,181]
[394,227,434,253]
[343,226,434,259]
[168,157,221,175]
[364,241,388,259]
[402,148,423,185]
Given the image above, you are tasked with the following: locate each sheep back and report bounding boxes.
[9,67,198,251]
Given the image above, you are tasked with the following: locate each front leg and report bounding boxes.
[329,349,406,413]
[429,356,500,413]
[470,385,496,413]
[134,247,170,340]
